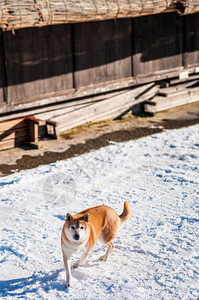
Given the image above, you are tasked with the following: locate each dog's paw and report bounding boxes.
[99,255,107,262]
[65,283,71,288]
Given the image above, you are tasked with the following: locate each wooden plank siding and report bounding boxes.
[0,30,5,106]
[0,13,198,113]
[74,19,132,89]
[0,64,4,106]
[132,13,183,78]
[184,13,199,69]
[2,25,74,105]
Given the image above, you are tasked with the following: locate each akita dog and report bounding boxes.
[61,201,131,288]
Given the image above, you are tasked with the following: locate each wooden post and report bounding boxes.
[46,120,57,139]
[25,116,41,142]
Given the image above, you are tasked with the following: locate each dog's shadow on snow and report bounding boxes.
[0,258,104,297]
[0,268,68,297]
[0,248,146,297]
[0,266,91,297]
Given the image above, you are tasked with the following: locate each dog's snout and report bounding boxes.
[74,234,80,240]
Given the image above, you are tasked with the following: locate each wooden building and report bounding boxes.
[0,0,199,150]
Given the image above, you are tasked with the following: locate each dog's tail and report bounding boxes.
[119,201,132,224]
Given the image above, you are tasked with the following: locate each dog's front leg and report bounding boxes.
[63,254,71,288]
[73,248,91,268]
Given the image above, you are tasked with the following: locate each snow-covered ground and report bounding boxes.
[0,124,199,299]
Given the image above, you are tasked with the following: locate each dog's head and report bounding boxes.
[64,213,90,243]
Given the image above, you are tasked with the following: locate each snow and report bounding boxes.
[0,125,199,299]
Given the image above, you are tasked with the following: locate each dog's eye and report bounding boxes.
[80,226,84,230]
[71,226,75,229]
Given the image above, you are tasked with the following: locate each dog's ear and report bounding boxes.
[66,213,73,222]
[83,213,89,222]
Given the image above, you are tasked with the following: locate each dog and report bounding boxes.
[61,201,131,288]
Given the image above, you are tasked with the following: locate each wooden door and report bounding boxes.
[3,24,74,105]
[133,13,183,79]
[74,19,132,90]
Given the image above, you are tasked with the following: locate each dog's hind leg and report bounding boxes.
[99,241,114,262]
[98,219,119,262]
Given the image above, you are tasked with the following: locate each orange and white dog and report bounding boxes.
[61,201,131,288]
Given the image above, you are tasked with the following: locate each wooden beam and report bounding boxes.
[47,83,157,134]
[0,89,128,122]
[46,121,57,139]
[114,83,159,120]
[158,80,199,97]
[145,86,199,113]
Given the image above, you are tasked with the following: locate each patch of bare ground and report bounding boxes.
[0,102,199,176]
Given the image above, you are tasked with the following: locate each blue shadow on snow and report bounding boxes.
[0,268,67,297]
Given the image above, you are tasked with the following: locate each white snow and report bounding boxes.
[0,125,199,299]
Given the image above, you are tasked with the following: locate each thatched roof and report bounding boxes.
[0,0,198,31]
[181,0,199,14]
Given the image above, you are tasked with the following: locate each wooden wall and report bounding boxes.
[74,19,132,89]
[0,71,3,106]
[0,31,5,106]
[3,25,74,105]
[0,12,199,111]
[184,14,199,68]
[133,13,183,77]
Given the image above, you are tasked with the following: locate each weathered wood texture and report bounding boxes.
[47,83,159,134]
[0,0,175,31]
[0,90,126,121]
[74,19,132,89]
[0,30,5,105]
[0,13,198,115]
[184,13,199,68]
[3,24,74,105]
[133,13,183,78]
[145,81,199,113]
[0,64,3,105]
